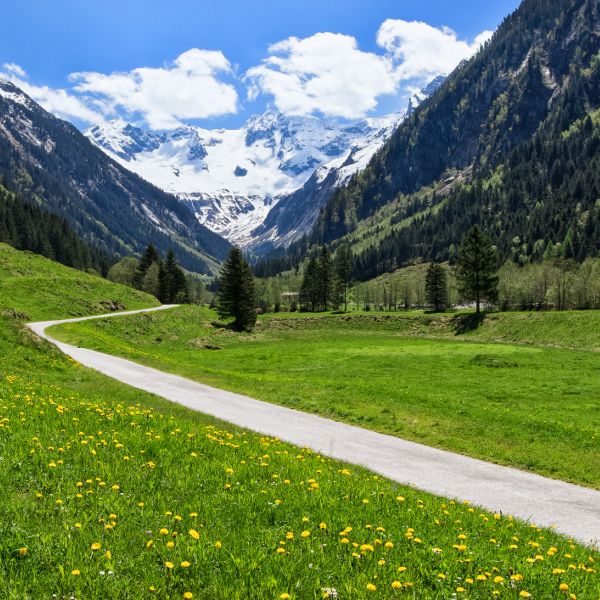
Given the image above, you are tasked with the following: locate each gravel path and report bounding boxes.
[28,306,600,547]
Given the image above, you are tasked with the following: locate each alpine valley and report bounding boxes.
[86,78,444,252]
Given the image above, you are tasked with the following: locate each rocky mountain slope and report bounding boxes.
[86,82,443,251]
[0,79,229,274]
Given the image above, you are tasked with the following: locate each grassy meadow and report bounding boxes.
[51,306,600,489]
[0,243,159,320]
[1,317,599,598]
[0,246,598,597]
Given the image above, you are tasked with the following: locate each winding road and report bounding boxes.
[28,306,600,547]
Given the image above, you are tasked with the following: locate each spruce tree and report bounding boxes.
[425,263,448,311]
[217,247,257,331]
[455,226,499,313]
[134,244,160,289]
[333,243,353,311]
[317,246,333,311]
[299,255,319,312]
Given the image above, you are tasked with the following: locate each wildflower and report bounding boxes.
[301,531,310,539]
[160,528,169,536]
[276,547,286,554]
[180,561,190,568]
[319,522,327,530]
[391,581,402,590]
[166,541,175,549]
[18,547,27,556]
[91,543,101,551]
[280,594,291,599]
[559,584,569,592]
[105,550,112,559]
[71,569,80,576]
[494,576,504,584]
[188,529,200,540]
[165,561,174,569]
[183,593,193,599]
[456,588,466,593]
[519,593,531,598]
[214,540,222,549]
[366,583,377,592]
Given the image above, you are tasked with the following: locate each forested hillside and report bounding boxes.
[258,0,600,279]
[0,80,230,274]
[0,183,110,273]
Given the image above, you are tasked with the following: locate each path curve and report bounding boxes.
[28,306,600,547]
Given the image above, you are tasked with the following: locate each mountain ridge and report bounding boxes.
[0,78,230,274]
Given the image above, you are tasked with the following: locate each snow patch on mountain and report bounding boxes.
[86,78,444,248]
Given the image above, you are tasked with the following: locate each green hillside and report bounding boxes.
[0,243,159,320]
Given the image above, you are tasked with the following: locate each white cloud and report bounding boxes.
[0,64,104,124]
[376,19,492,81]
[2,63,27,78]
[247,22,492,119]
[246,32,396,119]
[70,49,238,129]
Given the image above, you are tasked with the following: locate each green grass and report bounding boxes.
[51,306,600,488]
[0,243,159,320]
[1,317,598,599]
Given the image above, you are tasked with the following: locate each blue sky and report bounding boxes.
[0,0,521,129]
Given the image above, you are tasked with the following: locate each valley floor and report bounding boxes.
[51,306,600,489]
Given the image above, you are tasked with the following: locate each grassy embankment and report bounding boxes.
[52,306,600,489]
[0,242,159,320]
[1,245,598,598]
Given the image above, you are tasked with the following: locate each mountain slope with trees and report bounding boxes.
[259,0,600,280]
[0,79,230,274]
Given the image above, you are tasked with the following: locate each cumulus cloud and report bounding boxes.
[246,21,492,119]
[246,33,396,119]
[70,49,238,129]
[377,19,492,81]
[2,63,27,78]
[0,64,104,124]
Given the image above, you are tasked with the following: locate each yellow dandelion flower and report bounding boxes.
[366,583,377,592]
[18,547,28,556]
[160,528,169,536]
[183,593,193,600]
[519,593,531,598]
[214,541,222,549]
[301,531,310,539]
[180,561,190,568]
[189,529,200,540]
[391,581,402,590]
[91,542,101,551]
[559,584,569,592]
[165,561,174,569]
[71,569,80,576]
[280,594,291,600]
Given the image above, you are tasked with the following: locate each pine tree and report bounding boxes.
[455,226,499,313]
[425,263,448,311]
[217,247,257,331]
[134,244,160,289]
[317,246,333,311]
[299,255,319,312]
[333,243,353,311]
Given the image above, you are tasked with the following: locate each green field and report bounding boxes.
[52,306,600,489]
[0,243,159,320]
[2,248,598,597]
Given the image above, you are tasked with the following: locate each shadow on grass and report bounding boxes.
[452,312,485,334]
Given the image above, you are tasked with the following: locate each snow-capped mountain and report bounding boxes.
[86,78,444,249]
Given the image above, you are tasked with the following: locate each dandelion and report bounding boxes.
[160,528,169,536]
[189,529,200,540]
[214,541,222,549]
[165,561,174,569]
[180,561,190,568]
[559,583,569,592]
[18,547,27,556]
[519,593,532,598]
[391,581,402,590]
[71,569,80,576]
[183,593,193,599]
[280,594,291,599]
[91,542,101,551]
[366,583,377,592]
[301,531,310,539]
